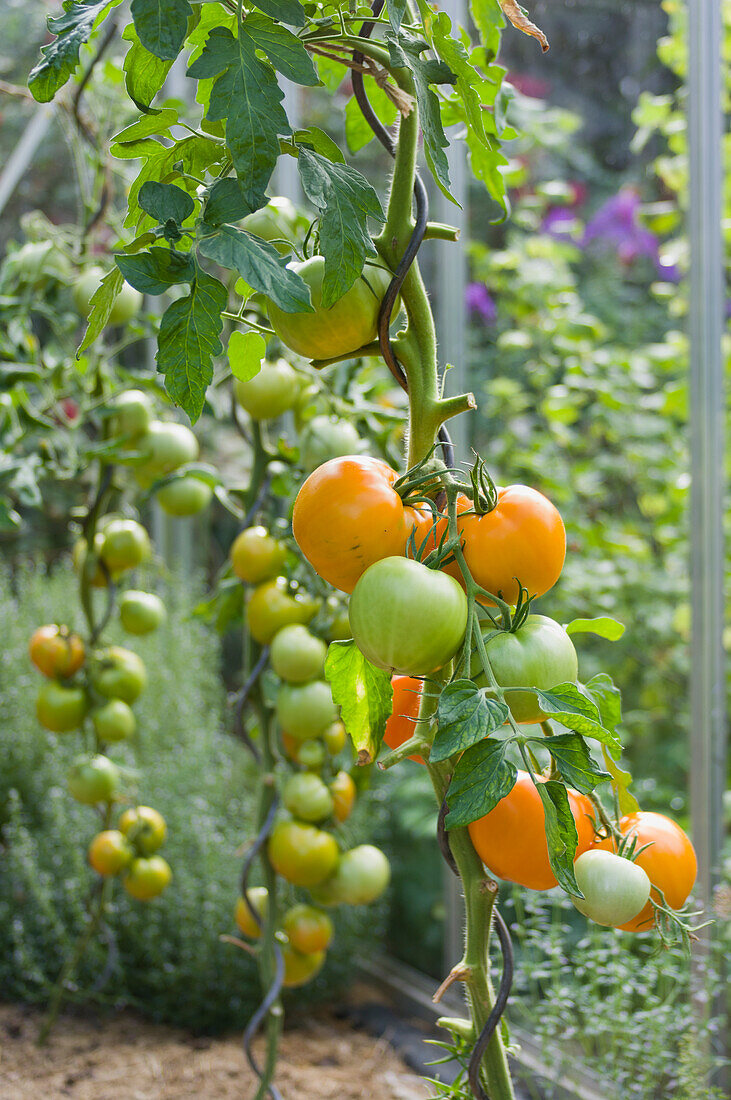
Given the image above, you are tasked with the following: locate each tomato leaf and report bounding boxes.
[601,749,640,815]
[198,227,312,311]
[431,680,508,763]
[122,22,173,112]
[228,331,265,383]
[77,267,124,354]
[203,179,258,227]
[565,616,625,641]
[243,12,318,86]
[535,780,581,895]
[345,86,398,154]
[130,0,191,61]
[115,248,195,294]
[156,271,227,422]
[324,640,392,766]
[138,181,195,226]
[388,0,408,32]
[581,673,622,735]
[254,0,306,27]
[297,148,384,308]
[532,683,621,754]
[444,739,517,829]
[29,0,119,102]
[187,24,290,211]
[294,127,346,164]
[539,733,612,795]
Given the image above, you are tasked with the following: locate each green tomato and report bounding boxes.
[295,740,327,770]
[92,646,147,704]
[91,698,136,743]
[323,720,347,755]
[349,557,468,676]
[267,821,339,887]
[136,420,199,479]
[36,681,87,733]
[311,845,390,907]
[230,526,287,584]
[233,359,300,420]
[270,624,327,684]
[282,772,334,823]
[276,681,338,742]
[123,855,172,900]
[67,754,120,805]
[474,614,578,724]
[571,850,651,928]
[246,578,319,645]
[7,239,73,286]
[241,197,298,254]
[156,476,213,516]
[267,256,398,361]
[99,519,151,574]
[300,416,364,472]
[119,590,167,635]
[110,389,153,440]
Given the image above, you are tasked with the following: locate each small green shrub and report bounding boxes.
[0,561,385,1032]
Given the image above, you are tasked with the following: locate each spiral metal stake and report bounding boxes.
[438,806,514,1100]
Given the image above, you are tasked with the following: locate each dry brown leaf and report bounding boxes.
[499,0,549,52]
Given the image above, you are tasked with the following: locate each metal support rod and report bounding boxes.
[687,0,726,918]
[0,104,55,218]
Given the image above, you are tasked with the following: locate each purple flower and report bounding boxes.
[541,207,579,239]
[582,187,681,282]
[466,282,497,323]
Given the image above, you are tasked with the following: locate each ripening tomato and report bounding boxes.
[233,359,300,420]
[267,821,339,887]
[311,845,390,907]
[267,256,397,361]
[99,519,151,574]
[92,646,147,704]
[92,698,136,743]
[349,557,468,676]
[118,805,167,855]
[110,389,153,440]
[299,416,364,473]
[281,942,325,988]
[474,615,578,724]
[136,420,199,480]
[67,754,120,805]
[88,830,133,876]
[119,590,166,635]
[246,578,319,645]
[230,526,287,585]
[156,476,213,517]
[593,812,697,931]
[282,772,334,822]
[418,488,565,605]
[282,904,333,954]
[29,624,85,679]
[36,681,87,733]
[323,720,347,755]
[123,856,172,901]
[329,770,356,823]
[468,771,595,890]
[382,675,425,764]
[269,624,327,683]
[571,849,651,927]
[276,681,338,741]
[292,456,426,593]
[235,886,269,938]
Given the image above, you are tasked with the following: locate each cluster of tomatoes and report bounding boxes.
[230,522,391,986]
[286,450,697,933]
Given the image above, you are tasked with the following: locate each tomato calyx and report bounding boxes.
[466,454,499,516]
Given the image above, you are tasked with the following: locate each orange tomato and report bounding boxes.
[468,771,595,890]
[29,625,85,679]
[382,675,425,764]
[292,456,425,593]
[593,811,697,932]
[416,487,565,605]
[330,770,356,823]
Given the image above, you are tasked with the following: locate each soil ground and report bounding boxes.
[0,1000,433,1100]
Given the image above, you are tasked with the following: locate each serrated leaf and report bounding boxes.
[344,86,397,153]
[388,35,456,201]
[244,12,318,86]
[77,267,124,354]
[582,673,622,738]
[228,330,265,382]
[445,738,516,828]
[470,0,505,57]
[116,248,195,294]
[533,683,621,754]
[203,178,256,226]
[188,24,290,210]
[465,126,510,218]
[431,680,508,763]
[297,148,383,307]
[388,0,408,33]
[29,0,118,102]
[294,127,345,163]
[122,22,173,111]
[138,181,195,225]
[156,271,227,422]
[601,749,640,815]
[198,226,311,311]
[130,0,191,61]
[535,780,580,894]
[539,733,611,795]
[565,617,625,641]
[324,640,392,765]
[430,12,487,146]
[113,107,179,144]
[255,0,306,27]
